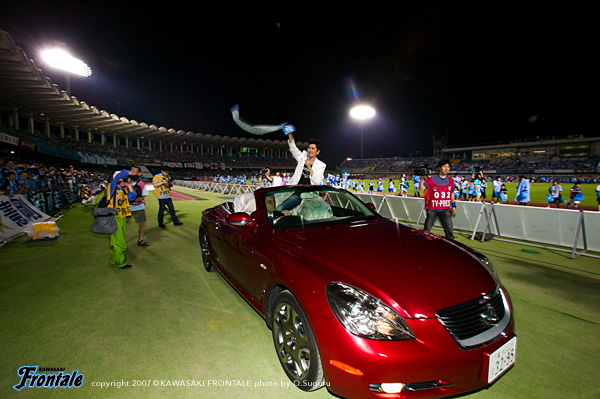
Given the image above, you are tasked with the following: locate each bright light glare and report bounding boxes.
[349,105,375,120]
[380,383,404,394]
[41,49,92,77]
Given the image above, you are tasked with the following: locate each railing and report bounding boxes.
[174,181,599,258]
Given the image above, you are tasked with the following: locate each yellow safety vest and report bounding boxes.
[152,174,172,198]
[107,183,131,218]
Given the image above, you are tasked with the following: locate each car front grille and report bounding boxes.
[436,285,510,349]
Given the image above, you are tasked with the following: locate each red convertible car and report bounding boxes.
[199,185,516,399]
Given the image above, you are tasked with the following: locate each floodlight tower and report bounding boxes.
[350,104,375,159]
[41,49,92,96]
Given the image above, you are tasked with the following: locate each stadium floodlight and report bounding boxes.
[350,104,376,120]
[41,49,92,77]
[350,104,375,158]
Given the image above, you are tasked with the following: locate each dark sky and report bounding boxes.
[0,3,591,167]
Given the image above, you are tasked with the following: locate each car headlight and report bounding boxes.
[327,283,416,341]
[471,250,498,280]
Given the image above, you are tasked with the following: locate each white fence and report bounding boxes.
[175,181,599,258]
[355,193,599,258]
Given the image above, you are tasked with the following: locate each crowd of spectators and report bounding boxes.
[0,156,109,210]
[341,156,600,175]
[26,128,292,167]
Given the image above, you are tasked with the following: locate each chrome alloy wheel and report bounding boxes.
[272,291,324,391]
[198,228,216,272]
[274,302,311,379]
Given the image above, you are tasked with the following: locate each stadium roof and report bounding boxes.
[0,28,298,151]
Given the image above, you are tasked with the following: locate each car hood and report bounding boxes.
[274,219,498,318]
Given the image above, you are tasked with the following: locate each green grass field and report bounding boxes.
[1,186,599,399]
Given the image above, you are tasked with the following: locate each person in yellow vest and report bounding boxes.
[107,170,137,269]
[152,167,182,228]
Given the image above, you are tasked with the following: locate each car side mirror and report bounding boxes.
[226,212,253,226]
[366,203,376,211]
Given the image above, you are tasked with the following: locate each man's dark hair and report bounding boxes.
[437,159,451,168]
[309,138,321,151]
[131,166,141,173]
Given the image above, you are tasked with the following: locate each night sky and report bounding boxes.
[0,3,591,168]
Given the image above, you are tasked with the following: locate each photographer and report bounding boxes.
[419,159,456,240]
[128,166,149,246]
[152,167,183,228]
[259,167,273,188]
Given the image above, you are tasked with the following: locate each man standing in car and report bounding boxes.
[287,133,326,186]
[419,159,456,239]
[276,131,326,211]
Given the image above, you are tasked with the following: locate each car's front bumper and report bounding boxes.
[310,313,516,399]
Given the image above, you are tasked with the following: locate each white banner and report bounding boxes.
[0,195,51,241]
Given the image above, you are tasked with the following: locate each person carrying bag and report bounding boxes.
[90,189,118,235]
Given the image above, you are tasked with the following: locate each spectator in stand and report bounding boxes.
[0,170,18,196]
[78,184,96,206]
[15,170,31,199]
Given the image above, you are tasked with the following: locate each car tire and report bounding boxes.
[272,290,325,391]
[198,227,216,272]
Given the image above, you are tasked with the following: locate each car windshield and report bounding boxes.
[264,187,378,229]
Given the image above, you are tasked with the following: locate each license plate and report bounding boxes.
[487,337,517,383]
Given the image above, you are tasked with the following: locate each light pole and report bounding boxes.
[41,49,92,96]
[350,104,375,159]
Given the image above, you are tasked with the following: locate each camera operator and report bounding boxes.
[419,159,456,240]
[259,167,273,188]
[152,167,183,228]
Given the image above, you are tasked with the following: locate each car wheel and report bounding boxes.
[198,227,216,272]
[272,290,324,391]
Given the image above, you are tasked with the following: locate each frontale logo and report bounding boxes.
[13,366,84,391]
[481,304,500,327]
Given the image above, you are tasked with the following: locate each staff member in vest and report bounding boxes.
[128,166,149,246]
[419,159,456,240]
[107,170,137,269]
[152,167,183,228]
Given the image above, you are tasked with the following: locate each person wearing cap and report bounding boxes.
[107,170,137,269]
[152,167,182,227]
